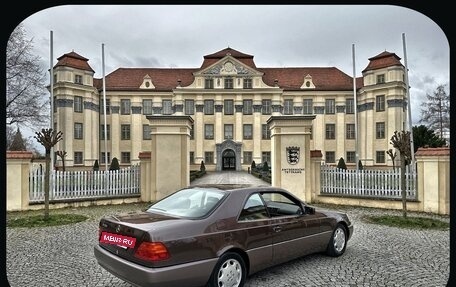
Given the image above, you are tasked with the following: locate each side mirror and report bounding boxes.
[305,206,315,215]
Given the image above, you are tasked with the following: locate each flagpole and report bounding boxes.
[49,30,54,196]
[402,33,415,171]
[102,43,108,171]
[352,44,359,174]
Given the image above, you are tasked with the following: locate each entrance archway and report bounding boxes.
[222,149,236,170]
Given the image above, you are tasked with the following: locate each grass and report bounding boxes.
[363,215,449,230]
[7,214,88,228]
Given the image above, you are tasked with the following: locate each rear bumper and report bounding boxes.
[94,245,218,287]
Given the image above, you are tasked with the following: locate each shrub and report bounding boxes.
[251,160,256,170]
[337,157,347,170]
[200,160,206,172]
[358,160,364,170]
[262,161,269,171]
[109,157,120,171]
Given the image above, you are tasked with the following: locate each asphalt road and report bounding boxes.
[5,172,451,286]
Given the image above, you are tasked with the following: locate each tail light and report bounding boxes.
[134,242,170,261]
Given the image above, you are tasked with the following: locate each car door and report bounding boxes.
[260,191,322,265]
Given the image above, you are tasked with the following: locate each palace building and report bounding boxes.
[52,47,407,170]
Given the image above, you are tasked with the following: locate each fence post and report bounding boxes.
[138,152,153,202]
[309,150,323,203]
[7,151,34,211]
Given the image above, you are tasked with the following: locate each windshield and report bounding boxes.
[147,188,226,218]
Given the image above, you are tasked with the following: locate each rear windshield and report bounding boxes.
[147,188,226,218]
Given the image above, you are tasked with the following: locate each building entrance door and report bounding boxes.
[222,149,236,170]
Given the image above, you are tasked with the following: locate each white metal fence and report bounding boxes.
[321,165,417,199]
[29,164,140,202]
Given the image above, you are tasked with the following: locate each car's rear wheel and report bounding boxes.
[326,223,347,257]
[208,252,246,287]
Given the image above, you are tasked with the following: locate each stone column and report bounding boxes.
[7,151,33,211]
[147,115,193,200]
[309,150,323,203]
[415,147,450,215]
[138,151,152,202]
[267,115,315,201]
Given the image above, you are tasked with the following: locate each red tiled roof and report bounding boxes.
[103,68,198,91]
[362,51,403,73]
[54,51,95,72]
[200,47,256,69]
[258,67,355,91]
[415,147,450,156]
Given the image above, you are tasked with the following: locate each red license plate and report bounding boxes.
[100,231,136,248]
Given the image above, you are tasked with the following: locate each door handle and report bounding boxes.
[273,226,282,232]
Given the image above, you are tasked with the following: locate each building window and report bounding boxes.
[262,124,271,139]
[100,124,110,140]
[346,151,356,163]
[283,99,293,115]
[243,100,252,115]
[205,124,214,139]
[325,151,335,163]
[224,78,233,89]
[121,152,131,164]
[162,100,172,115]
[185,99,194,115]
[346,98,354,114]
[224,124,233,140]
[376,95,385,112]
[101,99,110,114]
[325,99,335,114]
[243,151,252,164]
[190,124,194,140]
[143,99,153,115]
[376,74,385,84]
[346,124,355,139]
[262,152,271,165]
[243,78,252,89]
[376,151,385,163]
[224,100,234,115]
[204,100,214,115]
[190,152,194,164]
[205,152,214,164]
[143,124,151,140]
[325,124,335,139]
[121,124,131,140]
[74,152,83,164]
[74,123,83,139]
[303,99,313,114]
[205,78,214,89]
[74,74,83,84]
[101,152,111,164]
[262,99,271,115]
[376,122,385,139]
[121,99,131,115]
[74,96,83,113]
[243,124,253,140]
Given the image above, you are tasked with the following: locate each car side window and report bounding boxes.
[238,193,269,221]
[261,192,303,217]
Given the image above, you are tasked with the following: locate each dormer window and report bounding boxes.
[243,78,252,89]
[301,74,315,89]
[75,74,83,84]
[376,74,385,84]
[140,74,155,89]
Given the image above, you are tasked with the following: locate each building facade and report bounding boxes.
[52,47,407,170]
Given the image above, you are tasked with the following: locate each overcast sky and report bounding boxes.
[15,4,450,133]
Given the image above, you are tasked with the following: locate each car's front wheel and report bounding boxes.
[326,223,347,257]
[207,252,246,287]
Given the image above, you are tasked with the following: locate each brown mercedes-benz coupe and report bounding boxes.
[94,186,353,287]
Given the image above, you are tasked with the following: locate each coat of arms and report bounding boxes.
[286,146,300,165]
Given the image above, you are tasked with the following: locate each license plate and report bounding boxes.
[100,231,136,248]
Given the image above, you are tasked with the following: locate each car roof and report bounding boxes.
[188,184,284,193]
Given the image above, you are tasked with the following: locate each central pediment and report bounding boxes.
[195,55,263,77]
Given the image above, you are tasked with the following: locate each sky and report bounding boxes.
[7,4,451,149]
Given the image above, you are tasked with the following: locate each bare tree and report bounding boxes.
[386,149,397,171]
[6,23,48,128]
[56,150,67,171]
[390,131,412,218]
[34,128,63,220]
[420,84,450,141]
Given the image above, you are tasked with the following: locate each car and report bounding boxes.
[94,185,354,287]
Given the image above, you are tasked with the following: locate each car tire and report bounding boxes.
[207,252,246,287]
[326,223,347,257]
